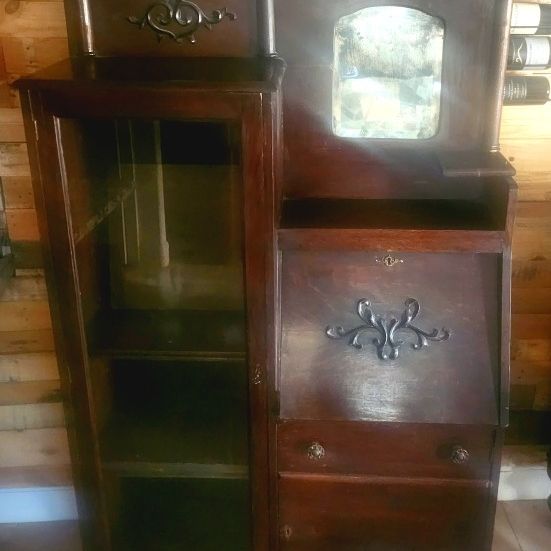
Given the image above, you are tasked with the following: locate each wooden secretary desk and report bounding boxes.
[16,0,516,550]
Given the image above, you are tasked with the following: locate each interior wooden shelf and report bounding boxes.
[89,309,246,360]
[98,359,249,480]
[100,418,248,480]
[281,198,503,231]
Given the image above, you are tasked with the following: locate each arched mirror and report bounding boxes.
[333,6,445,139]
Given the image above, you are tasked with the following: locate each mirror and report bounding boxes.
[333,6,445,139]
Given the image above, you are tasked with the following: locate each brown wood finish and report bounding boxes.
[62,0,277,57]
[278,420,495,480]
[17,58,283,551]
[275,0,514,198]
[278,250,500,425]
[278,474,491,551]
[12,1,519,549]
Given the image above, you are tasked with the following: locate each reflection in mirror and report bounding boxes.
[333,6,444,139]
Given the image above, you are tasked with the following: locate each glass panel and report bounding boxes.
[333,6,444,139]
[56,117,250,550]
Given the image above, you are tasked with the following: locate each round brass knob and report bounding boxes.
[306,441,325,461]
[451,446,470,465]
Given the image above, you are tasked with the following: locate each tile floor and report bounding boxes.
[493,501,551,551]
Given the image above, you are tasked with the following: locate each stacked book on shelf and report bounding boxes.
[505,2,551,105]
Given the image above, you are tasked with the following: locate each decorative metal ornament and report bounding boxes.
[450,446,470,465]
[252,366,263,386]
[326,298,450,361]
[306,442,326,461]
[376,254,404,267]
[128,1,237,44]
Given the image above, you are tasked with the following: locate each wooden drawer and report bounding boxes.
[278,474,491,551]
[278,420,495,480]
[279,251,500,425]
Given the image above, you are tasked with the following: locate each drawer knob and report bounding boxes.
[306,442,325,461]
[451,446,470,465]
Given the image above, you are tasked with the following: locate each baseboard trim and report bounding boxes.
[0,487,78,523]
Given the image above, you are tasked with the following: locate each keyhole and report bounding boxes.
[281,525,293,540]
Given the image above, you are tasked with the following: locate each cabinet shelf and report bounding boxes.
[100,419,248,480]
[98,359,249,480]
[90,309,246,360]
[103,461,247,480]
[281,198,502,231]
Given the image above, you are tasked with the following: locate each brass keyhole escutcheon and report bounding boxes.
[376,254,404,267]
[281,525,293,540]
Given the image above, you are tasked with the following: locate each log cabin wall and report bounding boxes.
[0,0,71,491]
[0,0,549,502]
[501,0,551,442]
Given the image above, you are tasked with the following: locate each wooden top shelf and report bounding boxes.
[15,56,286,93]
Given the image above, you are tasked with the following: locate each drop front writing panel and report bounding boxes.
[278,250,500,425]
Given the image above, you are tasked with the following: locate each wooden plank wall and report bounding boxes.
[0,0,549,494]
[502,0,551,416]
[0,0,71,489]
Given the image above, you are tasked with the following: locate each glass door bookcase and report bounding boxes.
[18,58,282,551]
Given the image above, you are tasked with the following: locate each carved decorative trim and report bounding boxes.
[326,298,450,360]
[128,1,237,44]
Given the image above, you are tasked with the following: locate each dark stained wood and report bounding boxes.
[278,474,491,550]
[64,0,259,58]
[278,228,505,253]
[278,250,500,425]
[98,360,249,479]
[16,56,285,93]
[90,309,246,360]
[111,478,251,551]
[17,60,282,551]
[17,1,517,549]
[281,198,504,231]
[275,0,512,197]
[278,420,495,480]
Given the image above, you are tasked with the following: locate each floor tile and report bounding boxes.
[0,521,81,551]
[504,500,551,551]
[493,503,523,551]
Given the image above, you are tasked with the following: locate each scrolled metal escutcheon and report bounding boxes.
[376,254,404,267]
[306,442,326,461]
[128,0,237,44]
[451,446,470,465]
[326,298,450,361]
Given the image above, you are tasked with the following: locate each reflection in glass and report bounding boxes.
[333,6,444,139]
